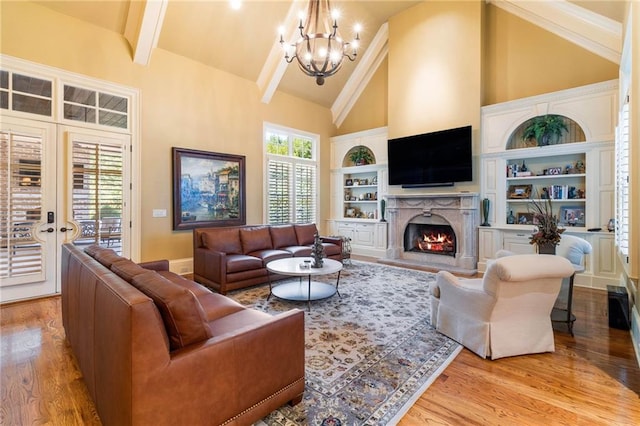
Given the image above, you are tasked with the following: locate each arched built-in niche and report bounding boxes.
[342,145,376,167]
[506,115,586,150]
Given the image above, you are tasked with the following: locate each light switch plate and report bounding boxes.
[152,209,167,218]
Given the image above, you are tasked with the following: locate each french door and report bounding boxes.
[0,117,130,303]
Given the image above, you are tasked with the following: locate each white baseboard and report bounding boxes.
[169,258,193,275]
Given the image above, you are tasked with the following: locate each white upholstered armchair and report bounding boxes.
[430,254,575,360]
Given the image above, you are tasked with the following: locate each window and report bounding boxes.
[0,70,53,117]
[63,85,128,129]
[615,97,629,259]
[264,124,318,225]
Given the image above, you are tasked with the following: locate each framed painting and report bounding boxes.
[508,184,532,199]
[517,212,535,225]
[172,148,246,230]
[559,205,585,227]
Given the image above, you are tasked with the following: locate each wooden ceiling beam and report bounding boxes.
[124,0,168,66]
[489,0,621,64]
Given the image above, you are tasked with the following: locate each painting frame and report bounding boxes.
[172,147,246,230]
[508,184,532,199]
[517,212,535,225]
[559,205,586,227]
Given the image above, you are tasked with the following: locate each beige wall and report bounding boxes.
[336,57,388,135]
[388,1,482,140]
[1,1,335,261]
[483,4,619,105]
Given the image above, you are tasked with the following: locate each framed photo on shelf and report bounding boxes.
[508,184,532,199]
[559,206,585,226]
[345,208,356,218]
[172,147,246,230]
[517,212,534,225]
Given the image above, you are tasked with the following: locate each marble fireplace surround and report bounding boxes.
[381,193,479,275]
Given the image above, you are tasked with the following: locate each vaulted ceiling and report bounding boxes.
[33,0,624,126]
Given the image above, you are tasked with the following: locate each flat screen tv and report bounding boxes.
[387,125,472,187]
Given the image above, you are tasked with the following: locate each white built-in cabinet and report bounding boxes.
[479,80,620,289]
[327,127,388,257]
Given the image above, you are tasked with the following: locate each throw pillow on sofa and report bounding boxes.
[294,223,317,245]
[131,271,213,351]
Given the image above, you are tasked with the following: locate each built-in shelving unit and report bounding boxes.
[478,80,619,290]
[328,127,388,257]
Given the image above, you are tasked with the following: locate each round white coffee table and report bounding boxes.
[266,257,343,310]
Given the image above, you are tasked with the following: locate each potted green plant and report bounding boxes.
[349,146,374,166]
[528,194,565,254]
[522,115,568,146]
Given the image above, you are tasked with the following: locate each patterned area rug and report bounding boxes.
[229,260,461,426]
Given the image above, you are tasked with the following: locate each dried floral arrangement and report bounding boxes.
[528,192,565,246]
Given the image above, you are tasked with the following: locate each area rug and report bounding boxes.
[228,260,462,425]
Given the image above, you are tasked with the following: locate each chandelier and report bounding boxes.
[280,0,360,86]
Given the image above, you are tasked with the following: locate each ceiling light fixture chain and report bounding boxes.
[279,0,360,86]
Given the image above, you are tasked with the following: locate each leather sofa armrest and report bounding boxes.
[158,309,305,423]
[320,236,343,247]
[193,247,226,283]
[139,259,169,271]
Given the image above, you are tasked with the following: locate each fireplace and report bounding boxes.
[405,223,456,257]
[382,193,479,275]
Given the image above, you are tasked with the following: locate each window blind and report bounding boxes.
[267,160,292,225]
[615,102,630,256]
[0,130,44,279]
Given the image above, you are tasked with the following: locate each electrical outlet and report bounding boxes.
[152,209,167,218]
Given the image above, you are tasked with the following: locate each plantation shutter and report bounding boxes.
[71,140,124,251]
[0,130,44,279]
[615,101,629,257]
[295,163,316,223]
[267,160,292,224]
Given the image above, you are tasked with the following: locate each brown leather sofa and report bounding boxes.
[193,223,343,294]
[61,243,304,426]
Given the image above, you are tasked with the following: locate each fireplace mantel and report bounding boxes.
[382,193,479,275]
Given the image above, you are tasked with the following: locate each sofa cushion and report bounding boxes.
[202,228,242,254]
[282,246,313,257]
[247,249,292,266]
[294,223,317,245]
[111,259,149,283]
[93,248,125,268]
[240,226,273,254]
[270,225,298,248]
[131,271,213,351]
[226,254,263,273]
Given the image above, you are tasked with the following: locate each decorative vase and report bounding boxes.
[537,243,556,255]
[480,198,490,226]
[380,199,386,222]
[310,232,325,268]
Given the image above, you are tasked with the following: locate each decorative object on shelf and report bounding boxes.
[559,206,585,227]
[507,184,532,199]
[545,167,563,175]
[480,198,491,226]
[607,218,615,232]
[348,146,374,166]
[380,198,386,222]
[575,160,585,173]
[520,160,528,172]
[528,195,565,252]
[521,114,569,146]
[517,212,534,225]
[345,178,353,186]
[507,210,516,224]
[279,0,361,86]
[310,232,325,268]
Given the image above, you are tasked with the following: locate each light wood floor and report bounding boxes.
[1,283,639,425]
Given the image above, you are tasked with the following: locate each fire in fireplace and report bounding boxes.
[404,223,456,257]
